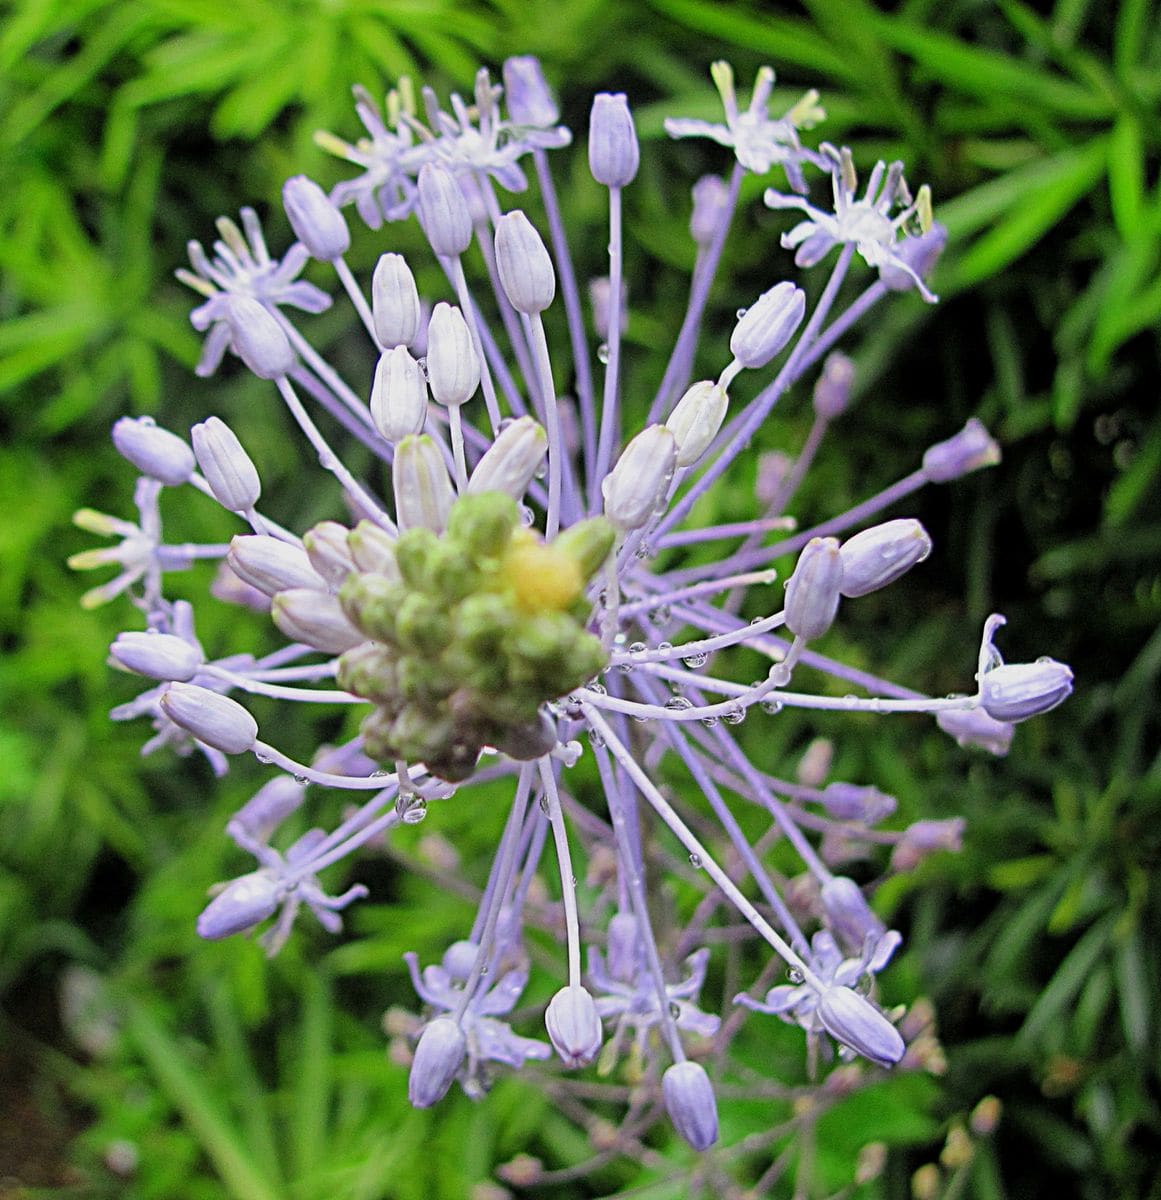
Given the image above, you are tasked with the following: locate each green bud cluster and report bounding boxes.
[335,492,615,781]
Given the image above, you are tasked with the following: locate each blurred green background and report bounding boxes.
[1,0,1159,1196]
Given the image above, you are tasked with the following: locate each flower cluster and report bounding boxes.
[76,58,1072,1176]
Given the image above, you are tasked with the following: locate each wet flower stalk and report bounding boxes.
[77,58,1072,1168]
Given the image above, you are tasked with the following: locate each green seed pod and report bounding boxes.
[395,592,452,656]
[339,572,407,643]
[426,541,480,604]
[394,527,440,591]
[446,491,519,563]
[553,516,616,580]
[336,642,400,702]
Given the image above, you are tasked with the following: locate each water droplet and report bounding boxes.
[668,1000,682,1019]
[664,696,693,713]
[688,853,702,868]
[760,698,784,715]
[293,774,308,785]
[497,416,516,433]
[589,682,607,696]
[736,307,748,319]
[682,651,709,669]
[750,615,765,625]
[597,342,610,364]
[724,702,746,725]
[648,604,673,628]
[656,641,673,655]
[539,794,550,815]
[768,664,791,687]
[402,798,428,824]
[371,769,390,778]
[570,875,577,887]
[628,641,647,658]
[634,541,654,560]
[786,966,804,984]
[700,715,719,727]
[416,356,430,380]
[479,964,488,975]
[588,728,605,748]
[632,711,650,723]
[519,504,535,527]
[255,753,272,765]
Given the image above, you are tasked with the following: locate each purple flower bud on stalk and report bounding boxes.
[191,416,261,513]
[665,381,729,468]
[503,56,558,127]
[232,776,306,841]
[303,521,357,588]
[880,223,947,292]
[839,519,932,598]
[545,986,603,1068]
[160,683,258,755]
[819,783,897,824]
[408,1017,467,1108]
[784,536,842,640]
[923,418,1001,482]
[425,303,480,407]
[393,434,455,532]
[812,352,854,420]
[936,708,1014,756]
[197,872,281,939]
[588,276,628,341]
[588,93,639,188]
[272,589,365,654]
[494,212,555,314]
[111,417,195,486]
[371,253,421,349]
[416,164,473,258]
[690,174,729,247]
[816,986,905,1066]
[282,175,350,260]
[890,818,966,872]
[371,346,429,442]
[466,416,548,499]
[730,282,805,369]
[820,875,884,955]
[602,425,677,531]
[223,296,295,379]
[441,940,479,980]
[980,660,1073,722]
[606,912,641,984]
[755,450,793,506]
[111,631,202,682]
[227,535,327,597]
[662,1061,719,1151]
[347,520,399,577]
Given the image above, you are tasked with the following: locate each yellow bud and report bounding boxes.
[503,537,583,613]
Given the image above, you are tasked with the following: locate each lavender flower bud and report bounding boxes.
[662,1061,719,1151]
[784,536,842,640]
[282,175,350,260]
[812,352,854,420]
[606,912,641,984]
[838,519,932,598]
[196,872,280,939]
[347,520,399,577]
[393,434,454,532]
[665,381,729,468]
[232,776,306,841]
[425,303,479,407]
[272,588,365,654]
[223,296,294,379]
[690,174,729,247]
[730,282,805,369]
[441,940,479,980]
[820,876,884,954]
[544,986,603,1067]
[588,276,628,341]
[303,520,356,588]
[111,417,195,486]
[408,1017,466,1108]
[816,986,905,1066]
[755,450,792,506]
[890,818,966,873]
[227,535,327,597]
[191,416,261,513]
[111,631,201,682]
[371,253,421,349]
[922,418,1001,482]
[416,164,473,258]
[588,93,639,188]
[936,708,1014,756]
[466,416,548,499]
[160,683,258,755]
[880,222,947,292]
[503,56,558,127]
[494,212,555,314]
[980,660,1073,722]
[820,783,897,824]
[371,346,428,442]
[602,424,677,531]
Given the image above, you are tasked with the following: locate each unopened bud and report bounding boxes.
[408,1017,466,1108]
[416,164,472,258]
[605,912,641,984]
[588,276,628,341]
[223,296,294,379]
[272,589,365,653]
[552,516,616,579]
[812,352,854,420]
[372,253,421,348]
[816,986,905,1066]
[544,986,602,1067]
[936,708,1013,756]
[690,174,729,247]
[160,683,258,755]
[393,434,454,532]
[881,223,947,293]
[111,631,202,682]
[969,1095,1002,1136]
[820,876,884,955]
[112,417,195,486]
[467,416,548,499]
[232,776,306,841]
[662,1061,719,1151]
[665,381,728,467]
[347,520,399,576]
[730,282,805,369]
[494,212,555,314]
[980,660,1073,722]
[602,425,677,530]
[191,416,261,512]
[890,818,966,873]
[227,535,327,597]
[303,521,356,588]
[588,93,639,188]
[426,303,479,407]
[282,175,350,260]
[371,346,428,442]
[923,418,1000,482]
[196,872,280,939]
[503,56,558,127]
[839,519,932,598]
[784,536,842,640]
[819,783,897,824]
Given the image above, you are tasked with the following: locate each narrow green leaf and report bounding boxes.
[1104,414,1161,527]
[1114,928,1150,1050]
[290,972,333,1182]
[1018,917,1114,1045]
[1107,116,1146,238]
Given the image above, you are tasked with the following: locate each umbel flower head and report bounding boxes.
[75,56,1071,1173]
